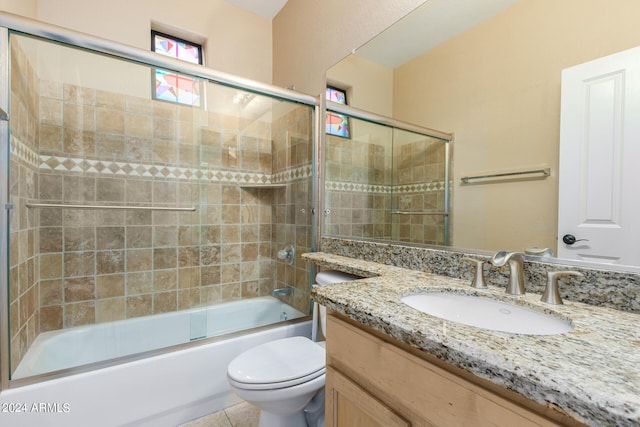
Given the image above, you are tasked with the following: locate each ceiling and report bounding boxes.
[225,0,289,19]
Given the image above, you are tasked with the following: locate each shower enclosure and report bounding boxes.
[0,13,318,387]
[323,101,452,246]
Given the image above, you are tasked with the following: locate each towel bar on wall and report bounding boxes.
[460,168,550,184]
[392,211,449,216]
[25,203,196,212]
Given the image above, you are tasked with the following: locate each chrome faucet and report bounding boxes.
[272,286,293,297]
[490,251,526,295]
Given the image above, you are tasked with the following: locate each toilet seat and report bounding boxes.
[227,337,325,391]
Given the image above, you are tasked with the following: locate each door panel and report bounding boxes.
[558,46,640,266]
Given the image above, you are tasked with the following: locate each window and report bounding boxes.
[151,30,203,107]
[326,86,350,138]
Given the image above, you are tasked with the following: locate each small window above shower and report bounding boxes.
[326,86,350,139]
[151,30,204,107]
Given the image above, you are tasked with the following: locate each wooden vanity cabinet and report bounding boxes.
[325,312,584,427]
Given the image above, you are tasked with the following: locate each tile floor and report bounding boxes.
[179,401,260,427]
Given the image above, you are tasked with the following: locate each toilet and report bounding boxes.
[226,270,361,427]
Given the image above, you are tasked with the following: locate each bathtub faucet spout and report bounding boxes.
[272,286,293,297]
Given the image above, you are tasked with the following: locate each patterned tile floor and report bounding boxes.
[179,402,260,427]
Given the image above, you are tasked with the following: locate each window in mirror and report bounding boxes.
[326,86,350,138]
[151,30,203,107]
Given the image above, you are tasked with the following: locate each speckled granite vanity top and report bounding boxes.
[303,252,640,427]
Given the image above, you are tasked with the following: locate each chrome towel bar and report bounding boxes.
[460,168,550,184]
[25,203,196,212]
[392,211,449,216]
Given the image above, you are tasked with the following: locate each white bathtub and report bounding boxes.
[13,296,305,379]
[1,296,311,427]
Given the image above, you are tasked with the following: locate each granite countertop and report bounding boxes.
[303,252,640,427]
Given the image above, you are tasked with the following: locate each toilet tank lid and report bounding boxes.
[315,270,362,285]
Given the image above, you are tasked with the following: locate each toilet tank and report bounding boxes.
[313,270,362,341]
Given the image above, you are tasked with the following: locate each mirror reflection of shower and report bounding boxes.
[323,103,452,246]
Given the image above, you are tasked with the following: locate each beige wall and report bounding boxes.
[4,0,426,95]
[393,0,640,253]
[273,0,427,96]
[0,0,37,17]
[3,0,272,84]
[327,54,394,117]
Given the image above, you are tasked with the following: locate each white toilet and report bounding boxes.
[226,270,361,427]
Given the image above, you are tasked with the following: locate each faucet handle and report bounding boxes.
[460,257,488,289]
[541,271,584,305]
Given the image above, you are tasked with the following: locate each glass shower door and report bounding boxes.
[5,30,314,381]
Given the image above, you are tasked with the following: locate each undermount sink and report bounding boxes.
[401,292,573,335]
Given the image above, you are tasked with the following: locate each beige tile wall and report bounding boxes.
[35,82,284,332]
[324,133,393,240]
[8,40,314,377]
[9,39,41,372]
[392,137,447,245]
[271,108,314,314]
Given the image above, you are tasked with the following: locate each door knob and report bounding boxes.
[562,234,589,245]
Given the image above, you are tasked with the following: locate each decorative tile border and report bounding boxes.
[38,155,276,184]
[10,137,39,169]
[325,180,447,194]
[394,181,447,193]
[325,180,391,194]
[11,133,314,185]
[273,164,313,183]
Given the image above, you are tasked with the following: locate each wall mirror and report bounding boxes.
[324,0,640,271]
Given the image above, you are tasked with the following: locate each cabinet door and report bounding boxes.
[327,314,567,427]
[326,366,410,427]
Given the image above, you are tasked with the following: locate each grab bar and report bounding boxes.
[392,211,449,216]
[460,168,550,184]
[25,203,196,212]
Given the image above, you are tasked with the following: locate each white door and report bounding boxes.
[558,46,640,267]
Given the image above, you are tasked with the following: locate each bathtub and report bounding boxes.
[1,296,311,427]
